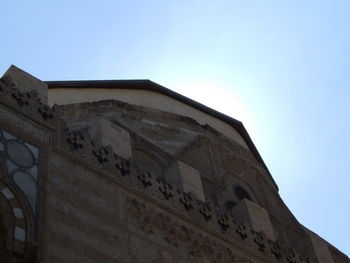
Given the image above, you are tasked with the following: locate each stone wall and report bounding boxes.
[0,66,348,263]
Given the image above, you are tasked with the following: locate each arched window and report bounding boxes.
[0,129,39,216]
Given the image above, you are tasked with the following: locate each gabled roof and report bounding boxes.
[46,79,278,191]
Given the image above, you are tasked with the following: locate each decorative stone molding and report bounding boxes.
[0,76,59,134]
[3,65,48,104]
[231,199,276,241]
[0,76,52,263]
[59,122,312,263]
[0,106,50,144]
[125,196,239,263]
[0,72,314,263]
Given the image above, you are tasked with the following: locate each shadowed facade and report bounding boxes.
[0,65,348,263]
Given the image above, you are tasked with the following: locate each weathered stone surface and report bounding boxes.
[88,118,132,159]
[3,65,48,104]
[47,153,128,262]
[231,199,276,241]
[0,66,348,263]
[308,231,335,263]
[0,107,49,143]
[165,161,205,201]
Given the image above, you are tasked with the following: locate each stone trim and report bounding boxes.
[57,127,310,263]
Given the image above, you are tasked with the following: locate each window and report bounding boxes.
[233,185,252,201]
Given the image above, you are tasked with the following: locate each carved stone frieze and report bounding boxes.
[0,77,59,130]
[137,172,154,189]
[178,191,194,211]
[92,146,110,165]
[114,154,131,176]
[0,107,49,144]
[286,249,307,263]
[125,196,239,263]
[251,230,266,252]
[57,126,311,263]
[66,132,85,150]
[197,200,213,222]
[157,178,174,200]
[217,212,236,232]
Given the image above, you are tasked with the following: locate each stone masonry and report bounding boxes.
[0,66,348,263]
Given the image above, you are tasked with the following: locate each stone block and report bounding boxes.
[308,231,334,263]
[231,199,276,241]
[3,65,48,104]
[88,118,132,159]
[165,161,205,201]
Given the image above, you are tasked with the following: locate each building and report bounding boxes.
[0,65,348,263]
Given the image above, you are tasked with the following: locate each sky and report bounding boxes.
[1,0,349,256]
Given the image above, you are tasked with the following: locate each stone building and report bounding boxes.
[0,65,348,263]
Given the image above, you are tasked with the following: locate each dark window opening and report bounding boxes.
[234,185,252,201]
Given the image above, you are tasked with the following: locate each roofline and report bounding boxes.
[45,79,279,191]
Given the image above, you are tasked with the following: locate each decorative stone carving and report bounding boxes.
[217,212,235,232]
[88,118,132,159]
[0,107,49,143]
[0,66,327,263]
[92,146,109,165]
[114,154,130,176]
[11,89,32,107]
[157,178,174,200]
[235,223,249,240]
[0,73,58,137]
[197,201,213,222]
[165,161,205,201]
[231,199,276,241]
[251,230,265,252]
[59,123,311,263]
[178,191,194,211]
[268,240,282,260]
[59,126,312,263]
[66,133,85,150]
[125,197,247,263]
[287,249,304,263]
[37,104,55,121]
[137,172,153,188]
[3,65,48,104]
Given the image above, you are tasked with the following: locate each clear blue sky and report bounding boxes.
[1,0,349,256]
